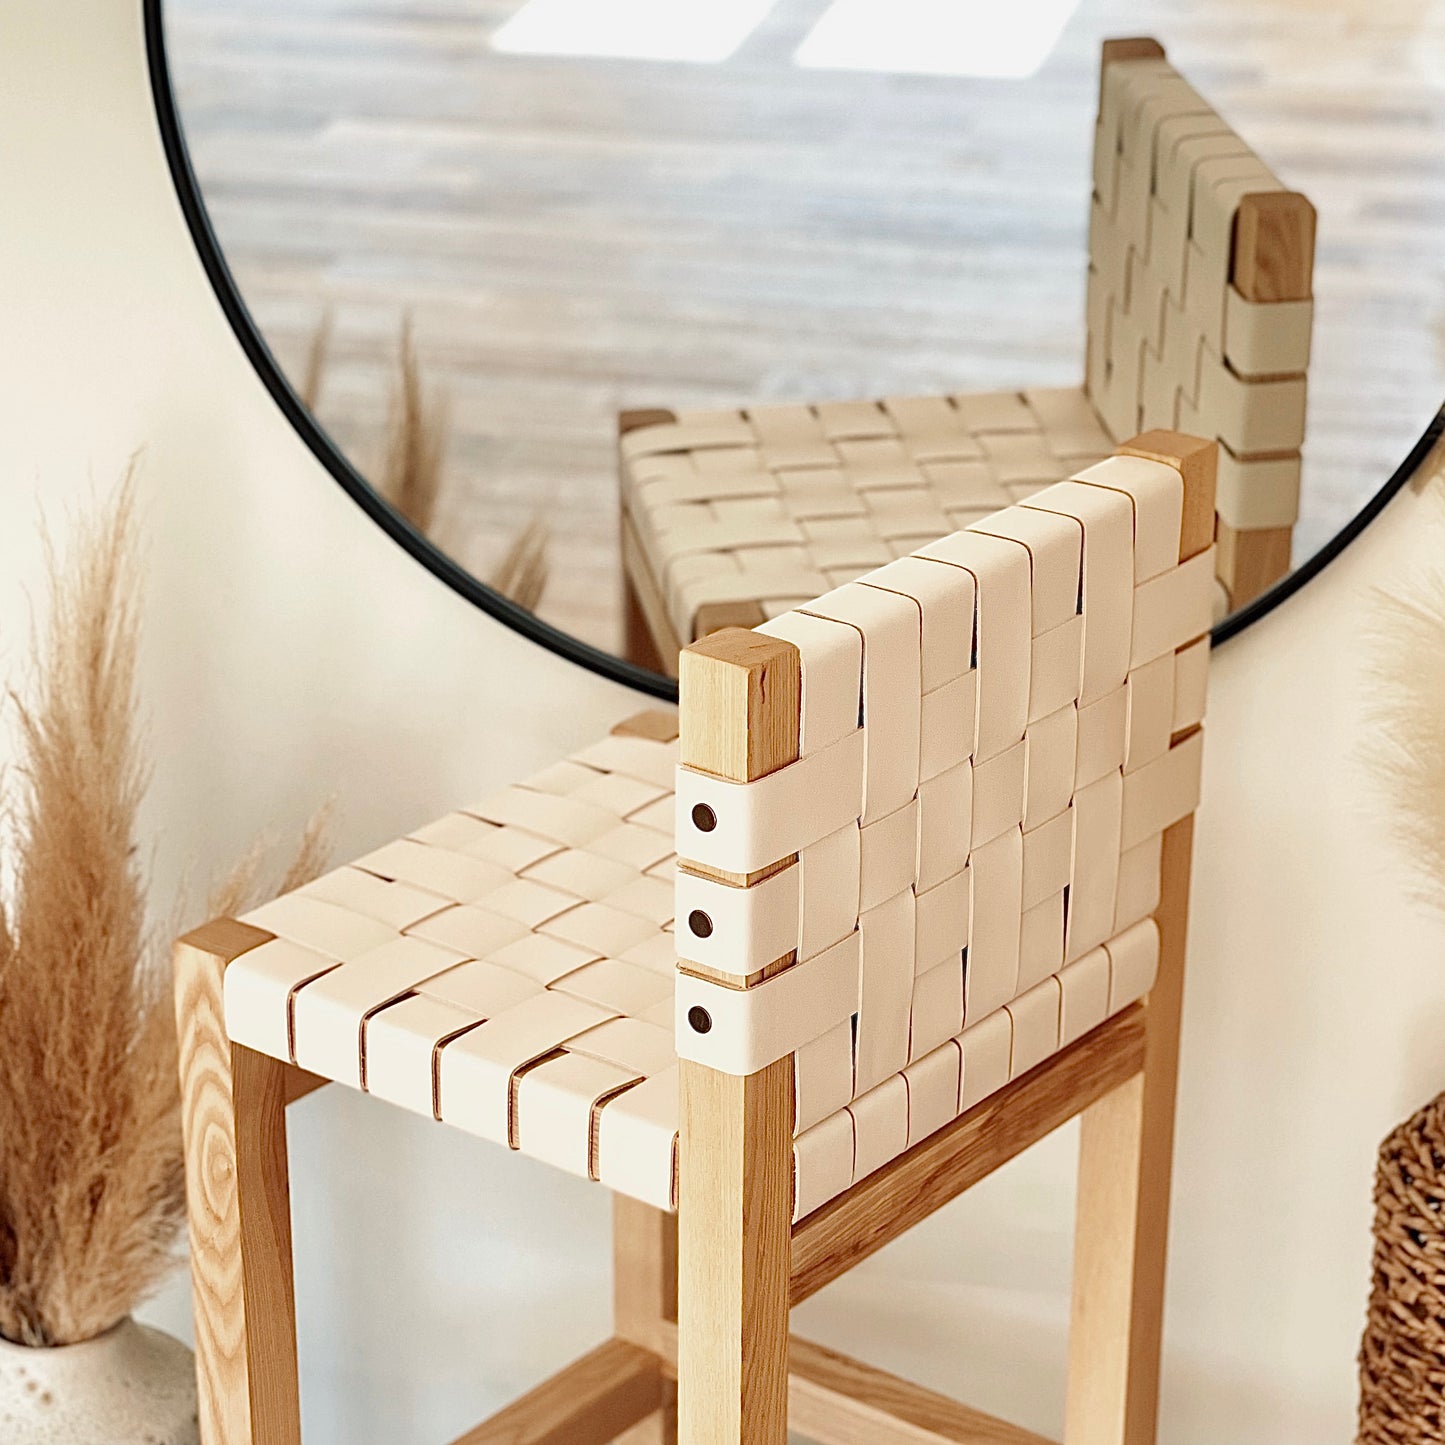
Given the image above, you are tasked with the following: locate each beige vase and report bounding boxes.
[0,1318,199,1444]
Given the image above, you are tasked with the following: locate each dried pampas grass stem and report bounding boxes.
[1368,487,1445,912]
[380,315,447,534]
[0,474,330,1347]
[207,804,333,924]
[299,306,333,413]
[0,469,171,1347]
[488,514,550,613]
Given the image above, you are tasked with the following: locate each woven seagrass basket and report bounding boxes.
[1359,1092,1445,1442]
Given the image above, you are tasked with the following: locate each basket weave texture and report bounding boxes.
[1360,1093,1445,1442]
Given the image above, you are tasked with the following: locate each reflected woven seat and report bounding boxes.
[622,387,1118,666]
[620,38,1315,675]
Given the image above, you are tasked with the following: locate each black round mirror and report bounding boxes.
[148,0,1445,693]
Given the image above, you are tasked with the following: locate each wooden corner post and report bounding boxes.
[1066,432,1215,1445]
[1218,191,1316,609]
[676,628,800,1445]
[1100,35,1165,66]
[175,919,302,1445]
[1098,36,1165,107]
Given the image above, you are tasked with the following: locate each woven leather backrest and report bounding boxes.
[1087,53,1313,551]
[674,442,1213,1216]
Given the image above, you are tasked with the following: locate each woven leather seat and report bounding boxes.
[221,444,1209,1223]
[226,723,684,1209]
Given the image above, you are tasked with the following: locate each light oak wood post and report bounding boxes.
[175,919,302,1445]
[1066,433,1215,1445]
[1217,190,1316,609]
[677,629,800,1445]
[615,1197,680,1443]
[454,1339,663,1445]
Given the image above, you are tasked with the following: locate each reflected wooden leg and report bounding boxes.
[623,565,669,676]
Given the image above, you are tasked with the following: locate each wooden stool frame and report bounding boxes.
[177,431,1214,1444]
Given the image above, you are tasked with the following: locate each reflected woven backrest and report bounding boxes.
[674,440,1214,1218]
[1087,49,1314,563]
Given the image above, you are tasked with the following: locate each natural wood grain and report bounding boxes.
[1064,822,1196,1445]
[625,570,672,679]
[1098,36,1165,107]
[617,1402,679,1445]
[790,1004,1146,1307]
[692,599,768,641]
[1216,191,1314,607]
[1233,192,1317,305]
[622,510,683,680]
[614,1197,680,1443]
[1065,1071,1148,1445]
[1118,431,1218,563]
[174,919,301,1445]
[615,1197,678,1350]
[1216,519,1293,610]
[788,1336,1056,1445]
[652,1327,1053,1445]
[1133,813,1196,1442]
[611,709,681,744]
[620,408,679,435]
[677,625,799,1445]
[678,1061,793,1443]
[283,1064,329,1105]
[677,628,800,785]
[450,1338,662,1445]
[1062,433,1211,1443]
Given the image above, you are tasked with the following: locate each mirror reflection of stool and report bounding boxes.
[619,37,1314,678]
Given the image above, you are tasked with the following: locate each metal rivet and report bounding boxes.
[691,803,717,833]
[688,909,713,939]
[687,1006,713,1034]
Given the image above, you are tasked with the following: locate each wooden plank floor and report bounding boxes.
[166,0,1445,656]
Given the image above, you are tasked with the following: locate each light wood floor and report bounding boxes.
[166,0,1445,657]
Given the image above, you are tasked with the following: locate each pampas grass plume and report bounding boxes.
[381,315,447,534]
[1369,483,1445,914]
[0,474,326,1345]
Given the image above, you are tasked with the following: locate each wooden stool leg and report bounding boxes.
[677,1061,792,1445]
[1065,816,1195,1445]
[675,630,798,1445]
[1066,1069,1150,1445]
[614,1197,679,1444]
[623,567,669,677]
[176,920,302,1445]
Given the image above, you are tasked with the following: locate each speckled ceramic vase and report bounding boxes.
[0,1319,199,1444]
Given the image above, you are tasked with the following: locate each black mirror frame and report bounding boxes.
[144,0,1445,689]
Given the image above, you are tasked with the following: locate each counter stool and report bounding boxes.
[177,429,1216,1445]
[619,36,1314,676]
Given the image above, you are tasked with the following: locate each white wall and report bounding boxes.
[4,4,1444,1441]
